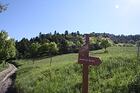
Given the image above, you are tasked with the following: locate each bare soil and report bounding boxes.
[0,64,17,93]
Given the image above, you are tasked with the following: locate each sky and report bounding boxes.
[0,0,140,40]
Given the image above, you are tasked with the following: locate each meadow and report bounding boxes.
[15,46,140,93]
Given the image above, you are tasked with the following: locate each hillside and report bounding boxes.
[14,46,140,93]
[15,32,140,60]
[90,32,140,44]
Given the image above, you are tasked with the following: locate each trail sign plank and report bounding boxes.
[78,34,101,93]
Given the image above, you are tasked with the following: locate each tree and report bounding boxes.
[66,41,75,53]
[136,41,140,58]
[0,31,16,66]
[29,43,40,64]
[76,31,80,35]
[16,38,30,58]
[48,42,58,55]
[90,39,102,50]
[65,30,69,36]
[100,39,111,52]
[0,3,7,13]
[48,42,58,66]
[54,30,57,35]
[38,43,49,56]
[58,39,68,54]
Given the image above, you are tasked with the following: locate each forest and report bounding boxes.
[15,31,140,59]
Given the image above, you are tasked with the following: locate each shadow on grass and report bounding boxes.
[6,73,18,93]
[128,76,140,93]
[9,61,22,68]
[91,51,108,55]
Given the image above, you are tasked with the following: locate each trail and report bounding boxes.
[0,63,17,93]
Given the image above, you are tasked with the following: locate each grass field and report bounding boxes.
[15,46,140,93]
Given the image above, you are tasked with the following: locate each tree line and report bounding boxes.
[16,31,84,59]
[90,32,140,44]
[1,30,140,64]
[15,31,113,60]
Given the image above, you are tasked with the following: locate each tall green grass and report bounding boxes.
[15,46,140,93]
[0,63,8,72]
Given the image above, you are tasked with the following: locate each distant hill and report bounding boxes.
[16,31,140,59]
[89,32,140,44]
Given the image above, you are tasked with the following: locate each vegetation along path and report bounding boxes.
[0,63,17,93]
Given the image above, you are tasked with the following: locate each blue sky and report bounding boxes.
[0,0,140,40]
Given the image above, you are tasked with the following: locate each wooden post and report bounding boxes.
[78,34,101,93]
[137,41,140,58]
[138,46,139,58]
[82,64,89,93]
[82,34,89,93]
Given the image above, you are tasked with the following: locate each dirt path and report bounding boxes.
[0,64,17,93]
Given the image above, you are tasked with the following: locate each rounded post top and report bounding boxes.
[84,34,89,44]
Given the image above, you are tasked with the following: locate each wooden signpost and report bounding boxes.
[78,34,102,93]
[137,41,140,58]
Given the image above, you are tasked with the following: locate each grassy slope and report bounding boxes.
[15,46,140,93]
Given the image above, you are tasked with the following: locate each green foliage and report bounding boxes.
[38,43,49,55]
[100,39,111,51]
[16,31,139,60]
[0,62,8,71]
[136,41,140,47]
[16,32,83,58]
[0,3,7,13]
[16,38,30,58]
[89,37,102,50]
[15,46,140,93]
[30,43,40,61]
[90,32,140,44]
[38,42,58,57]
[48,42,58,55]
[136,41,140,58]
[0,31,16,63]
